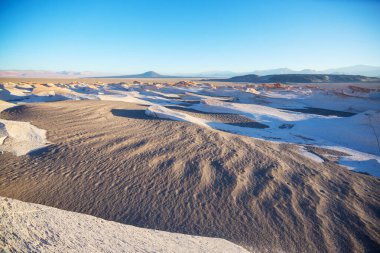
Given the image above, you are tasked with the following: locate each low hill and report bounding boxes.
[96,71,178,78]
[206,74,380,83]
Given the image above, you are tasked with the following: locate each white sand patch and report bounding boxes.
[193,98,317,124]
[0,119,50,156]
[0,197,249,253]
[298,146,324,163]
[0,101,50,156]
[0,100,16,112]
[327,146,380,177]
[2,84,30,96]
[148,90,182,98]
[146,105,211,128]
[295,110,380,155]
[181,92,233,102]
[98,94,154,105]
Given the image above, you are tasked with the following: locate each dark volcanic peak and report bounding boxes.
[141,71,161,77]
[206,74,380,83]
[95,71,178,78]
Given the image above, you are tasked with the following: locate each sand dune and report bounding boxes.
[1,100,379,252]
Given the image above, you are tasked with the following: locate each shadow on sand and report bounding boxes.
[280,107,356,117]
[111,108,171,121]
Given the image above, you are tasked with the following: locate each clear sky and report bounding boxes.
[0,0,379,73]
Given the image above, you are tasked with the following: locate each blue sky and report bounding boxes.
[0,0,379,73]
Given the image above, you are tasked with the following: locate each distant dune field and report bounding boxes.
[1,77,380,89]
[1,100,379,252]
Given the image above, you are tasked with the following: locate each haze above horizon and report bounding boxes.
[1,0,379,73]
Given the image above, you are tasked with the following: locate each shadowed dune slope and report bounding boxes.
[0,100,379,253]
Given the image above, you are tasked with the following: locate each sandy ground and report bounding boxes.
[0,100,379,253]
[0,197,248,253]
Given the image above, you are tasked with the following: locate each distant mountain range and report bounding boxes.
[185,65,380,78]
[1,65,380,78]
[206,74,380,83]
[0,70,116,78]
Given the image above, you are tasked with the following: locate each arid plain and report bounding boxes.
[1,78,379,252]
